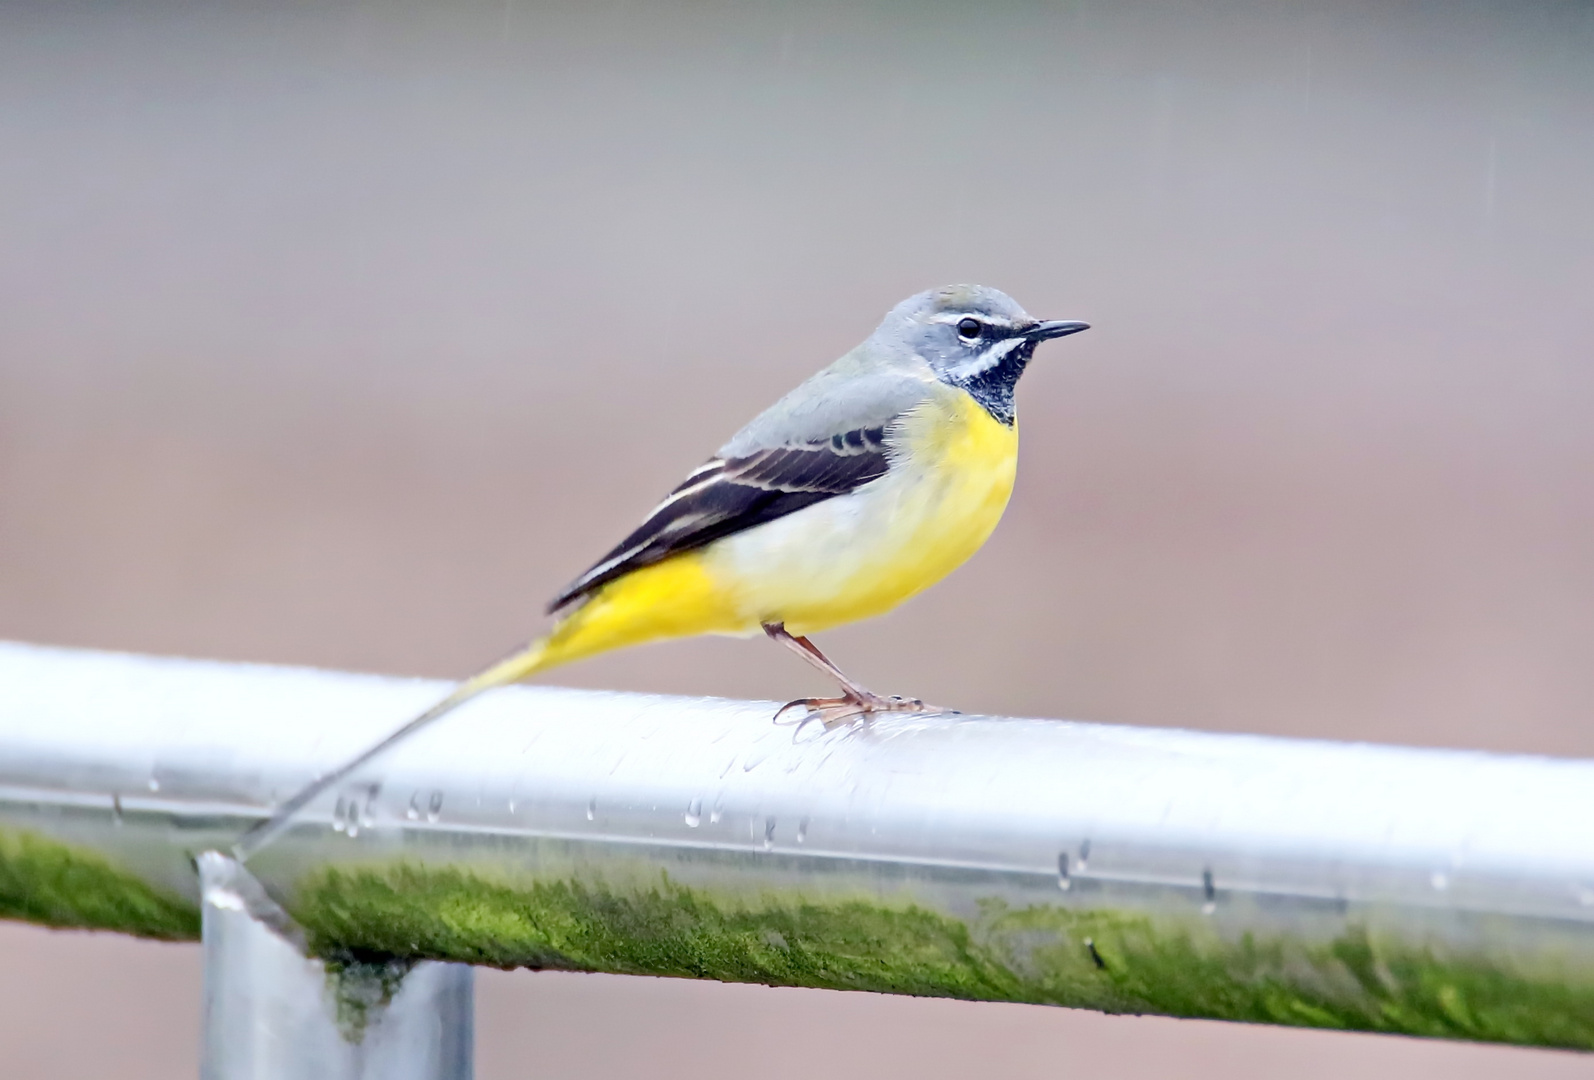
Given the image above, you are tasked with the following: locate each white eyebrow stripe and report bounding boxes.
[928,312,1018,329]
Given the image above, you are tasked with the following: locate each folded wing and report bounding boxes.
[548,425,892,612]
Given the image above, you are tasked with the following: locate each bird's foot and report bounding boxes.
[773,690,955,729]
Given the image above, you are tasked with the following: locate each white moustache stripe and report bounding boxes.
[949,337,1025,379]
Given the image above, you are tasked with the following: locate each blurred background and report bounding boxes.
[2,0,1593,1076]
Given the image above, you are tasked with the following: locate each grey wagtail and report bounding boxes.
[235,285,1087,858]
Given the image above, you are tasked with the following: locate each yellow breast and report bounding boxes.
[708,385,1019,635]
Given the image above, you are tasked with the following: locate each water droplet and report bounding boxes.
[742,747,769,772]
[762,816,776,850]
[339,795,367,837]
[507,799,517,813]
[1078,839,1091,870]
[426,790,444,823]
[1201,868,1216,914]
[796,817,809,844]
[684,797,703,828]
[1057,853,1072,891]
[406,793,421,821]
[586,796,597,821]
[1431,872,1449,892]
[709,794,723,824]
[1577,887,1594,907]
[111,794,124,826]
[147,778,160,793]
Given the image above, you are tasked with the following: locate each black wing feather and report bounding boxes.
[548,426,889,612]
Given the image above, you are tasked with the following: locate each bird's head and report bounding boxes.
[877,285,1089,423]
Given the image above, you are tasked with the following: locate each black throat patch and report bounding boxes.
[951,340,1036,426]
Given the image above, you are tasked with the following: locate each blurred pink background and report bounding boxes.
[2,0,1593,1075]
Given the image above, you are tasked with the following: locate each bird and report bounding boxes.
[234,285,1087,860]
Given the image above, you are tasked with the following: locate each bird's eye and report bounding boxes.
[956,317,982,340]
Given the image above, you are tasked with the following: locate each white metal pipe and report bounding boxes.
[2,640,1593,1048]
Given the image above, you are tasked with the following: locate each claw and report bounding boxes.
[761,623,959,729]
[772,691,952,729]
[773,697,822,725]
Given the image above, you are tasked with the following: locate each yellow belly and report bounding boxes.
[527,387,1017,673]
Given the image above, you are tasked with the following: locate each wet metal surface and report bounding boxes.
[3,639,1593,973]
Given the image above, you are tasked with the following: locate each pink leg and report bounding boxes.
[761,623,952,727]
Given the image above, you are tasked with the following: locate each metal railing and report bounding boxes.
[2,639,1593,1076]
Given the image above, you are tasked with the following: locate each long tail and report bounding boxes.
[232,552,741,862]
[232,639,552,862]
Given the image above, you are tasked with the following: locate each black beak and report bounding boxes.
[1026,320,1090,341]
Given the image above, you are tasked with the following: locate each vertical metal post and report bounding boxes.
[198,852,472,1080]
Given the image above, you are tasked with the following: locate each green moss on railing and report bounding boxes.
[290,863,1594,1051]
[4,827,1592,1052]
[0,828,199,940]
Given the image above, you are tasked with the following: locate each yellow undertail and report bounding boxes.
[233,553,735,861]
[464,549,748,694]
